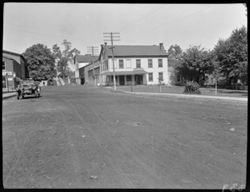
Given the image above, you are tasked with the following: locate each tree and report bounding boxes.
[177,45,214,86]
[52,40,80,79]
[23,44,56,81]
[168,44,182,61]
[214,26,248,87]
[167,44,183,84]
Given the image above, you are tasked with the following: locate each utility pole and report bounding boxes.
[103,32,120,91]
[87,46,99,86]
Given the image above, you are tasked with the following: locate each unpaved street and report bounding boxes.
[2,86,247,188]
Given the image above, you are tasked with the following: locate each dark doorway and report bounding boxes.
[81,78,85,85]
[135,75,143,85]
[119,76,125,86]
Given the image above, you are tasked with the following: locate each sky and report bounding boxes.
[3,3,247,55]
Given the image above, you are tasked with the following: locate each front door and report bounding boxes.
[119,75,125,86]
[135,75,143,85]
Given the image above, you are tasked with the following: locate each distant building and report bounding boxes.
[84,43,169,86]
[2,50,27,91]
[73,54,99,85]
[84,59,101,86]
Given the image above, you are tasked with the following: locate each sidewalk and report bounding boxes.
[116,89,248,102]
[2,92,16,100]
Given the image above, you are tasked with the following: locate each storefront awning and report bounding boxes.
[101,69,147,76]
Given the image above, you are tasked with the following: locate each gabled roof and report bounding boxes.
[3,50,25,60]
[3,55,16,61]
[104,45,168,57]
[74,54,99,63]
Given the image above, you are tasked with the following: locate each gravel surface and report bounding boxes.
[2,86,247,189]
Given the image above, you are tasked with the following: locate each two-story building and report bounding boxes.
[74,54,99,85]
[2,50,27,91]
[86,43,169,86]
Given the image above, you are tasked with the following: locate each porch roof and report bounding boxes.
[101,69,146,76]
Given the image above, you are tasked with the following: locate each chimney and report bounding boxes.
[159,43,163,50]
[104,42,107,46]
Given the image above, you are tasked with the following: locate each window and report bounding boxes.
[110,59,117,69]
[148,73,153,82]
[119,59,124,69]
[126,59,131,68]
[2,61,5,70]
[2,75,6,88]
[136,59,141,68]
[104,60,108,71]
[148,59,153,68]
[159,72,163,81]
[158,59,163,68]
[114,59,117,69]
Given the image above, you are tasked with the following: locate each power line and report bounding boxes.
[87,46,99,56]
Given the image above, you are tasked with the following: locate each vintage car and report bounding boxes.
[16,80,41,99]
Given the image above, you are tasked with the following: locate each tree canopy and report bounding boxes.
[52,40,80,79]
[169,25,247,88]
[168,44,182,60]
[176,45,213,86]
[23,44,56,81]
[214,26,248,86]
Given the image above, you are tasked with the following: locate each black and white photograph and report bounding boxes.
[2,3,248,189]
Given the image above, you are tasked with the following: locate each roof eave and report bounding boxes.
[107,55,168,58]
[3,50,26,60]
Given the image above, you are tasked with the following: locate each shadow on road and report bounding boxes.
[19,95,42,100]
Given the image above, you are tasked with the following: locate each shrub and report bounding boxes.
[183,81,201,94]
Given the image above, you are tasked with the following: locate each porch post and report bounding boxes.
[143,73,147,85]
[125,75,127,86]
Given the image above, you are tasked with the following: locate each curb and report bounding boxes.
[116,89,248,102]
[3,93,16,100]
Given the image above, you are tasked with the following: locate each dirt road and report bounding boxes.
[2,86,247,188]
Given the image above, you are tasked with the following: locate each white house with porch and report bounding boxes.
[84,43,169,86]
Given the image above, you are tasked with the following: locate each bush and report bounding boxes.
[183,81,201,94]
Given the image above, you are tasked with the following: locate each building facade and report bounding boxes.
[74,54,99,85]
[84,59,101,86]
[84,43,169,86]
[2,50,26,91]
